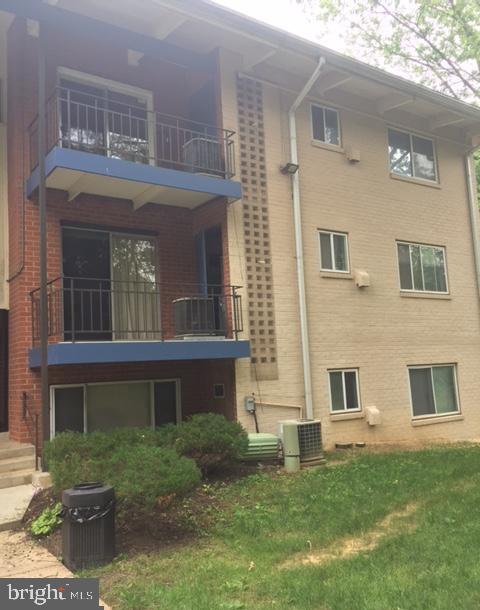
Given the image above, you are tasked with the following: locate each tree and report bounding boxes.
[298,0,480,101]
[297,0,480,201]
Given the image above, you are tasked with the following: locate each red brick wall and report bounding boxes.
[48,359,237,423]
[6,17,233,445]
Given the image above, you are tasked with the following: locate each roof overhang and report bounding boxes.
[2,0,480,142]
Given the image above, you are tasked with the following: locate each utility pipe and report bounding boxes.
[287,56,326,420]
[38,38,49,455]
[465,149,480,298]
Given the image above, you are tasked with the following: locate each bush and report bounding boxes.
[108,446,201,513]
[47,441,201,517]
[44,414,248,514]
[30,503,62,537]
[163,414,249,474]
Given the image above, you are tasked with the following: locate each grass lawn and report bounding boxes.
[90,444,480,610]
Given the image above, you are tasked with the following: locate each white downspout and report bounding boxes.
[288,56,326,419]
[465,150,480,297]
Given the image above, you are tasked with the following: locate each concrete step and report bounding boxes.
[0,469,34,490]
[0,432,10,442]
[0,455,36,474]
[0,443,35,461]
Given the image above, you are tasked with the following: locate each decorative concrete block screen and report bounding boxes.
[236,76,278,381]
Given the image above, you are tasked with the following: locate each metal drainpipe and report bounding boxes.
[287,56,326,420]
[38,36,49,458]
[465,150,480,298]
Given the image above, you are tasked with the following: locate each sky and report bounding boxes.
[211,0,346,52]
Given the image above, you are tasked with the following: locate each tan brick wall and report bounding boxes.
[220,53,480,448]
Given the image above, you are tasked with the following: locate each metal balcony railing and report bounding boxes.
[29,86,236,179]
[30,277,243,345]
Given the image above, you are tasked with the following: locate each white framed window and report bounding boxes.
[319,230,349,272]
[388,128,437,182]
[397,241,448,293]
[50,379,181,437]
[311,103,340,146]
[408,364,459,418]
[328,369,361,413]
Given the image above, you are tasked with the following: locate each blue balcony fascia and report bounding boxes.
[28,339,250,368]
[26,147,242,202]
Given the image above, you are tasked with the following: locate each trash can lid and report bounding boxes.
[62,482,115,508]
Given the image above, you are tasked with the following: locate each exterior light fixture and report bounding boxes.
[280,162,299,175]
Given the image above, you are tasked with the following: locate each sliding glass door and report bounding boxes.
[62,227,159,341]
[111,235,159,340]
[51,380,180,436]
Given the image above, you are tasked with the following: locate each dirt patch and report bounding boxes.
[22,463,267,561]
[281,502,419,569]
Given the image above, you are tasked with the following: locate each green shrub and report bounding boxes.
[30,503,62,537]
[46,438,201,517]
[45,414,247,513]
[164,414,249,474]
[108,445,201,513]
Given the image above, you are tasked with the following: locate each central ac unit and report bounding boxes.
[173,296,226,338]
[278,419,325,465]
[183,137,222,176]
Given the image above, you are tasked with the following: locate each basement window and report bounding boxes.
[408,365,459,418]
[328,369,361,413]
[311,104,340,146]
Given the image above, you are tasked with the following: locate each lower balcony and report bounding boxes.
[29,277,249,367]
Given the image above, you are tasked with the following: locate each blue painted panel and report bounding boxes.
[29,340,250,368]
[27,147,242,200]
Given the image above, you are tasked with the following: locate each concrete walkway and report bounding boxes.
[0,530,111,609]
[0,485,35,532]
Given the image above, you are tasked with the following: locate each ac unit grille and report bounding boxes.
[297,421,322,462]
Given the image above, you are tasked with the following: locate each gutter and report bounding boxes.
[288,56,326,420]
[465,149,480,298]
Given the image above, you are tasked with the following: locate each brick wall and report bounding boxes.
[6,17,233,445]
[219,51,480,448]
[48,359,237,422]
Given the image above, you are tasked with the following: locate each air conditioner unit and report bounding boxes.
[183,137,222,176]
[173,296,226,338]
[278,419,325,466]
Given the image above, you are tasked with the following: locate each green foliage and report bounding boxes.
[45,415,248,513]
[88,445,480,610]
[107,446,201,513]
[47,441,200,515]
[161,414,249,474]
[30,502,62,537]
[299,0,480,101]
[475,151,480,207]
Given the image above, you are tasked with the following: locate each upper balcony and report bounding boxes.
[26,82,241,208]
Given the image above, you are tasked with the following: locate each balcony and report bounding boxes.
[29,277,249,367]
[26,85,241,207]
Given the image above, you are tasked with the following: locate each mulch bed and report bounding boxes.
[22,462,274,561]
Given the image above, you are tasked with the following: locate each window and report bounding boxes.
[329,369,360,412]
[50,379,180,437]
[388,128,437,182]
[311,104,340,146]
[397,241,448,293]
[408,365,459,418]
[319,230,349,272]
